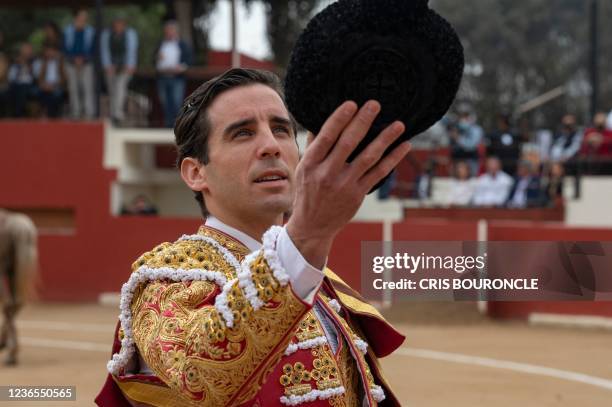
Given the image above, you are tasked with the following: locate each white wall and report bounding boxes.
[565,177,612,227]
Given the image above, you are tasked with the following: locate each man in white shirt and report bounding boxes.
[472,156,513,207]
[155,20,192,127]
[97,68,409,406]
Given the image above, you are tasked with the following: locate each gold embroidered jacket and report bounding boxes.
[96,226,405,407]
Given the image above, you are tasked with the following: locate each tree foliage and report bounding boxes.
[431,0,612,128]
[248,0,322,69]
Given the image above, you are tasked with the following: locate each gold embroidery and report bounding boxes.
[197,226,250,261]
[129,234,308,407]
[310,345,342,392]
[279,362,313,396]
[295,311,323,342]
[337,336,360,407]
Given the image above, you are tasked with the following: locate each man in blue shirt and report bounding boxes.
[63,8,96,120]
[100,14,138,125]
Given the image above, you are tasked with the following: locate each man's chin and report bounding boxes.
[255,197,292,217]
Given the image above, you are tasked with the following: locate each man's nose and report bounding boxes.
[257,128,282,158]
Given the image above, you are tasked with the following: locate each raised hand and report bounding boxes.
[286,100,411,268]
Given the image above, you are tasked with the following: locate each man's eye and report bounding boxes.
[233,129,252,138]
[273,126,290,136]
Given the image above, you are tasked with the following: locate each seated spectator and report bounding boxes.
[0,30,9,117]
[446,161,475,206]
[580,112,612,157]
[100,14,139,125]
[33,43,66,118]
[542,161,564,208]
[448,105,483,177]
[506,160,542,208]
[472,156,513,207]
[120,195,158,216]
[414,160,435,201]
[550,114,582,162]
[8,43,37,117]
[155,20,192,128]
[486,113,521,176]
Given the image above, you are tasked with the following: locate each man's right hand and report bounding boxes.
[286,100,411,269]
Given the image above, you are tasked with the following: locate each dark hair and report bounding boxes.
[497,113,511,128]
[174,68,296,218]
[73,8,88,17]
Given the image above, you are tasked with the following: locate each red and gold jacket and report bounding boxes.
[96,226,405,406]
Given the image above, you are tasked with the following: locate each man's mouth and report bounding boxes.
[254,174,288,183]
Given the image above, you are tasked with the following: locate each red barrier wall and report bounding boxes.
[328,223,383,292]
[0,121,201,300]
[486,222,612,319]
[394,219,478,241]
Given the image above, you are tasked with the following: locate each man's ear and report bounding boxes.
[180,157,207,192]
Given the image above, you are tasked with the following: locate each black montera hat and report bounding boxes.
[285,0,464,185]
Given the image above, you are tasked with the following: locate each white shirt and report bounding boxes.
[33,58,60,86]
[447,179,476,206]
[156,40,181,70]
[472,171,513,207]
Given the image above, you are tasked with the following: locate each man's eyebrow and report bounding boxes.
[223,118,256,136]
[270,116,292,126]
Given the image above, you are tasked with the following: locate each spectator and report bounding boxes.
[121,194,158,216]
[446,161,476,206]
[155,20,192,128]
[472,156,513,207]
[506,160,542,208]
[414,161,435,201]
[550,114,582,162]
[486,113,521,175]
[7,43,36,117]
[449,106,483,176]
[377,170,396,200]
[100,14,138,126]
[580,112,612,157]
[42,21,63,50]
[63,8,96,119]
[33,43,66,118]
[606,108,612,130]
[0,31,9,117]
[542,161,564,208]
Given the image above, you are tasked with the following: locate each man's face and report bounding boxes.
[113,20,127,34]
[75,11,88,28]
[561,114,576,132]
[594,113,606,129]
[201,84,299,222]
[486,158,500,174]
[20,44,33,60]
[164,24,178,40]
[455,162,469,179]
